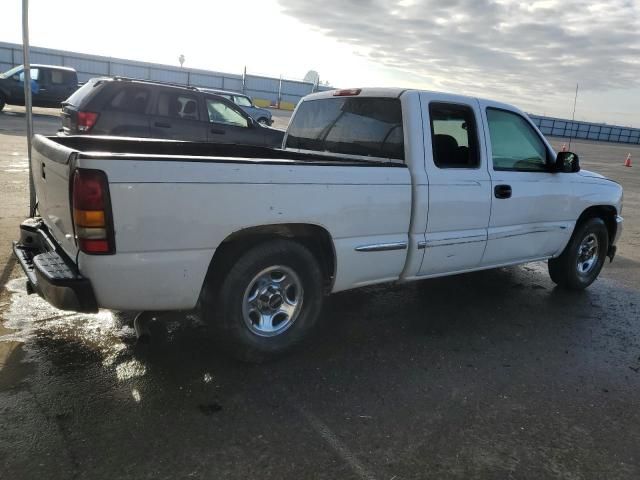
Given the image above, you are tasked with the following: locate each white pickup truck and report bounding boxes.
[14,88,623,360]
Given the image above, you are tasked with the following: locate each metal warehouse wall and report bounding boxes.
[529,114,640,145]
[0,41,332,110]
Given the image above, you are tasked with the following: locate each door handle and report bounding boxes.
[154,121,171,128]
[210,128,225,135]
[41,162,46,179]
[494,184,512,199]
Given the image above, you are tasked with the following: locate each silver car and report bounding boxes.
[200,88,273,126]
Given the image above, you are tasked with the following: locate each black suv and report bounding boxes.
[0,64,78,111]
[60,77,284,148]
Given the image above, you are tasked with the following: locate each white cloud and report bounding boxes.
[278,0,640,122]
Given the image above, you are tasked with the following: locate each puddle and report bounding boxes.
[1,277,138,378]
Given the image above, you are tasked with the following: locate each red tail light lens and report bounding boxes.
[77,111,99,132]
[72,169,115,254]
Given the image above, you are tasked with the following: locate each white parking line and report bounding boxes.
[297,406,377,480]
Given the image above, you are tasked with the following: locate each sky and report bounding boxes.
[2,0,640,126]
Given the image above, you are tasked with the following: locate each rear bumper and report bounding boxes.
[13,218,98,313]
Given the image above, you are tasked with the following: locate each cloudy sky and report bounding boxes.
[2,0,639,125]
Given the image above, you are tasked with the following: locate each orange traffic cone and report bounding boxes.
[624,153,632,167]
[561,143,567,152]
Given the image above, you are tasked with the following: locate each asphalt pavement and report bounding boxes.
[1,105,639,480]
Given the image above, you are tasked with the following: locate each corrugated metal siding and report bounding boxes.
[0,41,326,109]
[529,114,640,145]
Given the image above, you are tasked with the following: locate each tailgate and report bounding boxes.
[32,135,79,259]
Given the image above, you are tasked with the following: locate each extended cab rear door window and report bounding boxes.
[429,102,479,168]
[285,97,404,161]
[486,108,549,172]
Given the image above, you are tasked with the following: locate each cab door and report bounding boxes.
[418,93,492,276]
[478,102,573,266]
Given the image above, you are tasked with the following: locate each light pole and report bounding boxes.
[22,0,36,217]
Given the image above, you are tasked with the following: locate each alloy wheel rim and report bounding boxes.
[576,233,599,275]
[242,265,303,337]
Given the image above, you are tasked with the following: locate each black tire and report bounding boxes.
[548,217,609,290]
[257,117,269,126]
[0,93,6,112]
[201,239,324,362]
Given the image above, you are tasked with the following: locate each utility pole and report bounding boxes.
[568,83,578,150]
[22,0,36,217]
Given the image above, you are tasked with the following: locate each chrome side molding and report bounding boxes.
[355,242,408,252]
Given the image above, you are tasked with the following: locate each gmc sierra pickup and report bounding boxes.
[14,88,623,361]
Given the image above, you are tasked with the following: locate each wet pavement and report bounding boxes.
[1,107,640,479]
[1,263,640,479]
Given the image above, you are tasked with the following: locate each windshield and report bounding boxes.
[234,95,253,107]
[0,65,23,79]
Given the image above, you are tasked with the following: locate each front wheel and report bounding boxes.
[257,117,269,126]
[201,239,324,362]
[0,94,6,112]
[548,217,609,290]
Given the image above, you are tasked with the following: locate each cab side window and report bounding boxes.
[206,98,248,127]
[429,103,480,168]
[18,68,39,82]
[486,108,549,172]
[50,70,65,85]
[156,92,200,120]
[109,86,150,114]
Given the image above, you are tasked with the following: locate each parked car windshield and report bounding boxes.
[0,65,24,79]
[234,95,253,107]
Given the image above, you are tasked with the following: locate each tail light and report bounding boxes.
[72,169,115,254]
[76,111,99,132]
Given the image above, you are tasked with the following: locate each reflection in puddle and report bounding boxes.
[131,387,142,403]
[116,360,147,381]
[1,277,141,381]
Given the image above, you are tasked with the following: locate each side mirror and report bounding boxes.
[555,151,580,173]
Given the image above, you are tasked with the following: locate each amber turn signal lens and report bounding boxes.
[74,209,105,227]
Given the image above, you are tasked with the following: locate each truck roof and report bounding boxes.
[29,64,77,72]
[302,87,520,114]
[199,87,246,97]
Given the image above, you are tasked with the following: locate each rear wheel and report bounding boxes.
[201,239,324,362]
[548,217,609,290]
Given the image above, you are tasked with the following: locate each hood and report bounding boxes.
[578,169,606,180]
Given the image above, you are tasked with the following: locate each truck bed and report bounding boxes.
[51,135,401,167]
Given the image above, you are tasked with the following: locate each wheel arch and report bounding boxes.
[575,205,618,243]
[206,223,337,292]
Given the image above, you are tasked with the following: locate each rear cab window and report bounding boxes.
[285,96,404,161]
